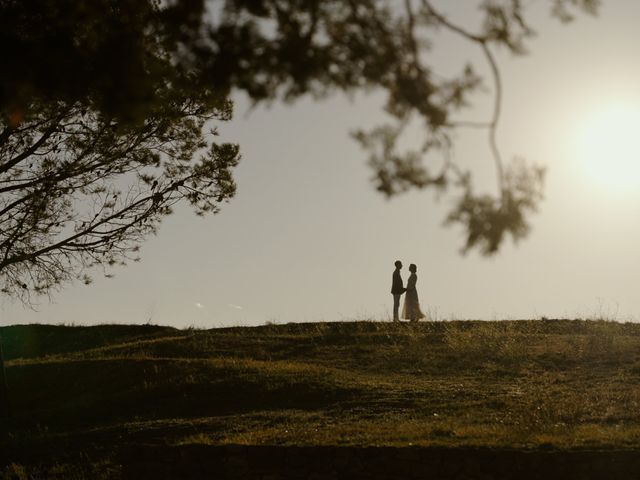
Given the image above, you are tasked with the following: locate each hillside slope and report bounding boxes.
[2,320,640,475]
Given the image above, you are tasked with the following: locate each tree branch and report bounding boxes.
[422,0,505,196]
[481,41,505,195]
[0,109,73,175]
[421,0,485,42]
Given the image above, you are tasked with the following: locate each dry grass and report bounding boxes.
[3,319,640,476]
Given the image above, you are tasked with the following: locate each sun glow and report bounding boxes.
[574,104,640,193]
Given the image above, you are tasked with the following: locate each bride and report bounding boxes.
[402,263,425,322]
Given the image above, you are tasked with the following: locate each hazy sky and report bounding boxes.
[3,1,640,328]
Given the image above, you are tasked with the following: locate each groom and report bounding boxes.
[391,260,406,322]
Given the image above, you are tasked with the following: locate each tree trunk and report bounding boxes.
[0,334,10,418]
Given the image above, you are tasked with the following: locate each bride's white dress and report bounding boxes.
[402,273,425,321]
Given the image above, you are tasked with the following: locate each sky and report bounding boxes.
[2,0,640,328]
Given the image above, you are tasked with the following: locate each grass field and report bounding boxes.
[2,319,640,478]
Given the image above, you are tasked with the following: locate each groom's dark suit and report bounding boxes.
[391,268,405,321]
[391,270,405,295]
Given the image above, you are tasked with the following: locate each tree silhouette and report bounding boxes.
[1,0,599,257]
[0,91,238,302]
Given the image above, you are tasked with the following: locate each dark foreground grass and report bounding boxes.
[2,319,640,478]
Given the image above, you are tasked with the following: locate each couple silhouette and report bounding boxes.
[391,260,425,322]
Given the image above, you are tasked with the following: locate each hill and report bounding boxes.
[2,319,640,478]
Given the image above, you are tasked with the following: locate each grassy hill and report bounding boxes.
[2,319,640,478]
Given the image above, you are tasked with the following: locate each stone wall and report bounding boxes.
[121,445,640,480]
